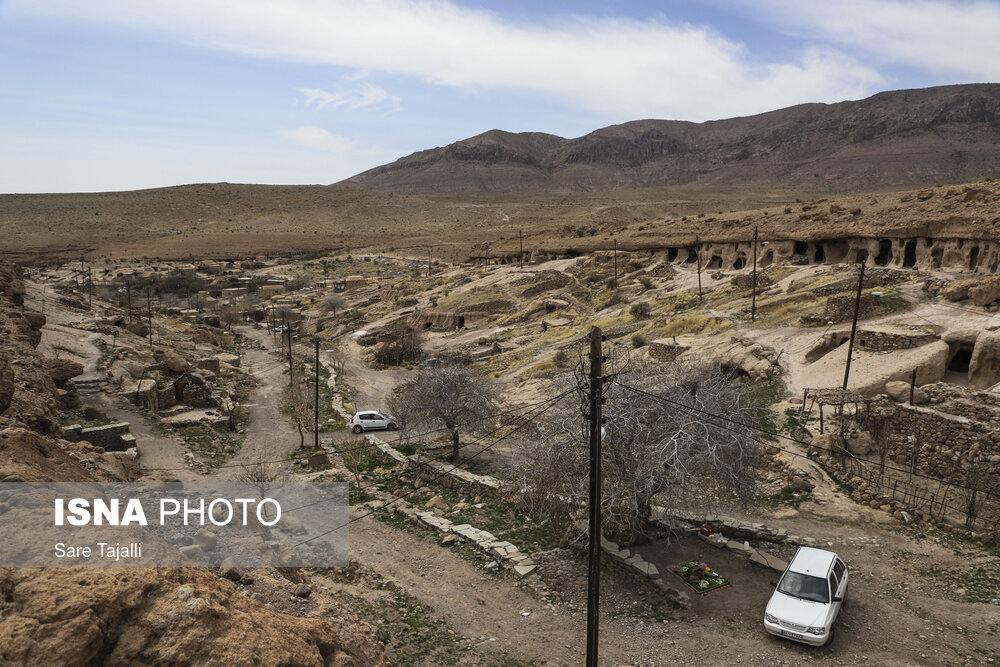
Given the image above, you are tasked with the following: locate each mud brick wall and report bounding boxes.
[872,405,1000,480]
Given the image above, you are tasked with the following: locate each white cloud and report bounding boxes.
[745,0,1000,80]
[3,0,886,121]
[299,82,401,112]
[277,126,353,152]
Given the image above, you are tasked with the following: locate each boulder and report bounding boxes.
[162,352,190,374]
[884,380,928,404]
[193,528,218,551]
[293,583,312,598]
[44,358,84,386]
[970,329,1000,390]
[943,278,980,301]
[22,310,46,330]
[125,320,149,337]
[846,431,874,456]
[969,277,1000,307]
[425,495,449,511]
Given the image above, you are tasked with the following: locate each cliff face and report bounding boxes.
[342,84,1000,193]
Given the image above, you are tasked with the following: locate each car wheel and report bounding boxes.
[387,422,397,431]
[352,425,363,434]
[822,628,835,647]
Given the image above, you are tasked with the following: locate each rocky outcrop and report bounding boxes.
[969,329,1000,390]
[43,358,84,386]
[0,567,387,666]
[969,277,1000,306]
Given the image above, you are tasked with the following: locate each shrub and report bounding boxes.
[784,207,792,214]
[631,333,648,348]
[605,278,618,289]
[639,277,653,291]
[553,349,571,368]
[630,302,652,319]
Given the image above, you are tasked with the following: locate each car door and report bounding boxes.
[371,413,388,429]
[361,413,378,430]
[833,558,848,599]
[828,570,844,625]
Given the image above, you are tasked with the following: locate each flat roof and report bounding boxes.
[787,546,836,577]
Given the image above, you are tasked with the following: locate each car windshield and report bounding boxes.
[777,572,829,603]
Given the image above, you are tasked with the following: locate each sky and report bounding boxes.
[1,0,998,193]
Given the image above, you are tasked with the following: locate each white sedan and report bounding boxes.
[764,546,848,646]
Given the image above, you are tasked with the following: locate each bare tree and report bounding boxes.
[219,305,240,329]
[281,380,314,449]
[320,294,347,317]
[510,361,768,544]
[391,363,500,460]
[237,456,283,496]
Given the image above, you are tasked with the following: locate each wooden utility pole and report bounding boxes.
[146,288,153,346]
[909,368,917,406]
[88,267,93,310]
[314,339,321,449]
[751,226,759,322]
[613,239,618,282]
[695,236,704,302]
[284,312,293,385]
[519,230,524,269]
[842,261,867,390]
[586,326,603,667]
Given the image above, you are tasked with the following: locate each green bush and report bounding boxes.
[631,333,648,348]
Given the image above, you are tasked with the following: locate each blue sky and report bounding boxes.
[1,0,998,193]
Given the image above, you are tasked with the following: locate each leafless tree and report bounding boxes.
[510,360,768,544]
[237,456,284,496]
[219,305,240,329]
[320,294,347,317]
[391,363,500,460]
[281,380,314,449]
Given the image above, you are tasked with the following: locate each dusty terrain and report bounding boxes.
[5,228,1000,665]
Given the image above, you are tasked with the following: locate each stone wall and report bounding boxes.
[63,422,135,451]
[872,404,1000,481]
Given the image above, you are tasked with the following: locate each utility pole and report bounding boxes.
[613,239,618,283]
[427,248,432,278]
[751,226,759,322]
[88,267,93,310]
[519,230,524,269]
[909,368,917,406]
[283,313,293,385]
[314,339,320,449]
[842,261,866,390]
[586,326,603,667]
[695,236,703,302]
[146,288,153,346]
[271,305,276,349]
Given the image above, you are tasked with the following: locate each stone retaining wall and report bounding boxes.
[872,404,1000,480]
[63,422,134,451]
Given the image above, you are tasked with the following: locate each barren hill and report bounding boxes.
[343,84,1000,194]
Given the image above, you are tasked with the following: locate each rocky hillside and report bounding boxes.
[0,260,387,666]
[343,83,1000,194]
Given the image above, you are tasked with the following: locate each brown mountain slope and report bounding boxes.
[342,83,1000,194]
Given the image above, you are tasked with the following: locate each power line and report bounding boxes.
[289,387,575,547]
[614,381,1000,503]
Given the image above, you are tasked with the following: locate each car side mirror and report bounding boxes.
[769,581,777,588]
[833,596,843,602]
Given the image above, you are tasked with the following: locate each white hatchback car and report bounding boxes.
[349,411,397,434]
[764,547,848,646]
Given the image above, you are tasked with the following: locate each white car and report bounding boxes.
[350,411,397,434]
[764,547,848,646]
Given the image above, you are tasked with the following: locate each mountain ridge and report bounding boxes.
[341,83,1000,193]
